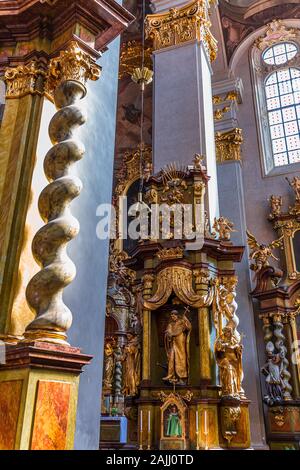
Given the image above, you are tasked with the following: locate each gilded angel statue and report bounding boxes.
[246,230,283,274]
[213,217,236,241]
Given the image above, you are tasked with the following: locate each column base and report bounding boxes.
[0,341,92,450]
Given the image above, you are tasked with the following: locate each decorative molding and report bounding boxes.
[119,40,153,80]
[145,0,218,61]
[254,19,298,51]
[4,62,45,99]
[215,128,243,163]
[115,144,153,198]
[156,246,184,260]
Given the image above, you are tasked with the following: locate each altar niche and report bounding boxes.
[160,393,187,450]
[152,302,200,387]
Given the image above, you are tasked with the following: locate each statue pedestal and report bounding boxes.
[0,342,92,450]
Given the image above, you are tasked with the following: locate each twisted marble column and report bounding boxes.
[273,314,292,400]
[261,316,273,346]
[114,345,123,396]
[24,42,101,345]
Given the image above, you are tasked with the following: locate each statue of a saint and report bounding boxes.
[214,326,243,398]
[166,405,182,437]
[103,340,115,390]
[121,332,141,396]
[261,341,284,405]
[163,310,192,384]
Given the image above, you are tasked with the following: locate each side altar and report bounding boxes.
[106,155,251,450]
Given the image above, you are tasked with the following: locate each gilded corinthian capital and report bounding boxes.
[145,0,217,61]
[46,41,101,99]
[4,62,46,99]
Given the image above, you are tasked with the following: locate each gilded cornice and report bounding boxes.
[145,0,218,61]
[0,0,135,70]
[215,128,243,163]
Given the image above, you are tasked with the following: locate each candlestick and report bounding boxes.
[204,409,209,450]
[147,410,151,450]
[196,410,199,450]
[139,410,143,450]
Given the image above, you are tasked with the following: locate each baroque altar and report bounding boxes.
[104,153,251,450]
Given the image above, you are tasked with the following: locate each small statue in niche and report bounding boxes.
[121,331,141,397]
[214,326,243,399]
[163,310,192,385]
[268,195,283,219]
[261,341,284,406]
[166,405,182,438]
[103,338,116,390]
[246,230,283,275]
[213,216,236,241]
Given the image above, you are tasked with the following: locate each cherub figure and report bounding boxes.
[194,154,206,171]
[213,217,236,241]
[246,230,283,275]
[268,195,282,219]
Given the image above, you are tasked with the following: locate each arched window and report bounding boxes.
[252,25,300,175]
[263,45,300,167]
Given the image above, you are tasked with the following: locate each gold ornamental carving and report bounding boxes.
[156,247,184,260]
[4,61,46,99]
[142,266,214,310]
[254,20,298,51]
[115,144,153,198]
[215,128,243,163]
[45,41,101,100]
[213,216,236,241]
[119,40,153,79]
[246,230,283,275]
[145,0,218,62]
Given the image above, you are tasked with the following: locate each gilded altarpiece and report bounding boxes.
[106,153,251,450]
[249,177,300,450]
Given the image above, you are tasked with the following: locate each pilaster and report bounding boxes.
[146,0,219,225]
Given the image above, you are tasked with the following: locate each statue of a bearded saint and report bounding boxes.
[163,310,192,384]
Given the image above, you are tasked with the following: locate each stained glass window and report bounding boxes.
[265,64,300,167]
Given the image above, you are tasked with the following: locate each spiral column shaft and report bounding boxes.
[24,42,101,345]
[273,314,293,400]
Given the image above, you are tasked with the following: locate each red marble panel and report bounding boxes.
[31,381,71,450]
[0,380,23,450]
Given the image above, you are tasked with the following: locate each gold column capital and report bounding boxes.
[145,0,217,61]
[4,61,46,99]
[215,128,243,164]
[46,42,101,100]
